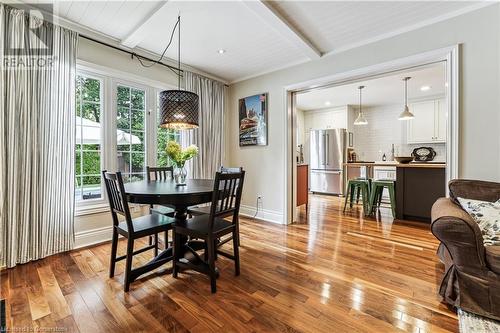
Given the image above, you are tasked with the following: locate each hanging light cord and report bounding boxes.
[358,86,364,116]
[404,78,408,106]
[135,16,180,77]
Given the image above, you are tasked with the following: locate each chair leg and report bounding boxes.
[207,238,217,293]
[109,227,118,278]
[356,186,361,204]
[154,233,159,257]
[172,231,180,278]
[233,231,240,276]
[124,238,134,292]
[235,216,241,247]
[164,230,169,250]
[148,235,153,246]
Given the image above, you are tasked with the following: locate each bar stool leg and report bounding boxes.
[368,183,377,216]
[361,183,369,215]
[343,182,351,212]
[388,184,396,218]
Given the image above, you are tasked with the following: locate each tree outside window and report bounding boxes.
[116,85,147,182]
[75,75,102,201]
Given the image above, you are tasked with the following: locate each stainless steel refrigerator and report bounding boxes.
[309,129,346,195]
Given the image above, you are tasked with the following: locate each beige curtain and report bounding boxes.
[0,5,78,267]
[181,71,226,179]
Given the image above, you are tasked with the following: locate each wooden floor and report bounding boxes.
[0,195,457,333]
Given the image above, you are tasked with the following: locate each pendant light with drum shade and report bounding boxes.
[398,77,414,120]
[159,16,199,130]
[354,85,368,125]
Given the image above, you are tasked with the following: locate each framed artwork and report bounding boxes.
[239,93,268,146]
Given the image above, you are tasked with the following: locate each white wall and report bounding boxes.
[352,104,446,162]
[226,5,500,223]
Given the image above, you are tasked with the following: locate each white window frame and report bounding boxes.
[75,70,107,214]
[75,60,175,216]
[112,78,155,181]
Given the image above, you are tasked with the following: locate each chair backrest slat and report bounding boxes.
[146,166,173,181]
[102,170,134,231]
[220,166,243,174]
[209,170,245,231]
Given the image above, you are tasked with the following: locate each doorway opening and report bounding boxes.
[284,46,459,224]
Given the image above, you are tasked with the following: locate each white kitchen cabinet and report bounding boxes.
[304,107,347,132]
[407,98,446,144]
[435,99,447,142]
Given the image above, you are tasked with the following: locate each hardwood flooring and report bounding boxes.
[0,195,457,332]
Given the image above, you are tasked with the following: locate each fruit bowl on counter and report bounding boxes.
[394,156,414,164]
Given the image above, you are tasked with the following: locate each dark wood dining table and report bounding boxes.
[123,178,215,279]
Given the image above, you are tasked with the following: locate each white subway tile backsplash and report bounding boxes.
[352,104,446,162]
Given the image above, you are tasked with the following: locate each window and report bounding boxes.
[156,106,180,167]
[75,75,103,201]
[116,85,146,182]
[75,64,177,213]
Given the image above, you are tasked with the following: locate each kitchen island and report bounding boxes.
[344,162,446,221]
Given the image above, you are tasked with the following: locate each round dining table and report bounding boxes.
[123,178,215,278]
[124,178,214,220]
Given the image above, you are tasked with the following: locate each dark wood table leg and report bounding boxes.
[173,206,220,278]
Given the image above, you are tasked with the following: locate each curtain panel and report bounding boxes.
[181,72,226,179]
[0,5,78,268]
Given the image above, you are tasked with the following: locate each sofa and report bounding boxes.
[431,179,500,321]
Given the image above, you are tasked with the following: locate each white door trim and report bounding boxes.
[283,45,460,224]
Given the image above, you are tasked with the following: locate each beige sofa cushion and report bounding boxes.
[458,198,500,246]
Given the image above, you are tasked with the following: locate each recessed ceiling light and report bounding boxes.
[324,101,331,106]
[420,85,431,91]
[217,49,226,54]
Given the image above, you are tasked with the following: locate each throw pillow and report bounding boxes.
[457,197,500,246]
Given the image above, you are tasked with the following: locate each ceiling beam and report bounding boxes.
[242,0,321,60]
[120,1,170,49]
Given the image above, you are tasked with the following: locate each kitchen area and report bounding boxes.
[295,62,447,221]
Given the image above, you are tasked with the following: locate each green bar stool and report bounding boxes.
[343,178,371,214]
[368,179,396,218]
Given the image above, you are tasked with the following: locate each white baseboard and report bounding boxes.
[74,225,113,249]
[239,205,284,224]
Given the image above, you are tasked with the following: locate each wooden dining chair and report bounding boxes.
[146,166,175,248]
[187,166,244,247]
[103,170,175,292]
[188,166,243,217]
[173,170,245,293]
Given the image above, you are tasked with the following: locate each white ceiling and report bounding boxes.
[26,1,491,83]
[296,62,446,110]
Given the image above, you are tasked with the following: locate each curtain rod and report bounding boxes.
[79,34,229,87]
[79,34,183,75]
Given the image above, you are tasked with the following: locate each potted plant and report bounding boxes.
[165,141,198,185]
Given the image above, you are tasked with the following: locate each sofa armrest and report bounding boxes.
[431,198,487,272]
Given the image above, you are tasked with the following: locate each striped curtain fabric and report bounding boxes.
[0,5,78,268]
[181,72,226,179]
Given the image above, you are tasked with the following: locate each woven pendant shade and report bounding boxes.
[159,90,199,130]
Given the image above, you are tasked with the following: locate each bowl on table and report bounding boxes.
[394,156,414,164]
